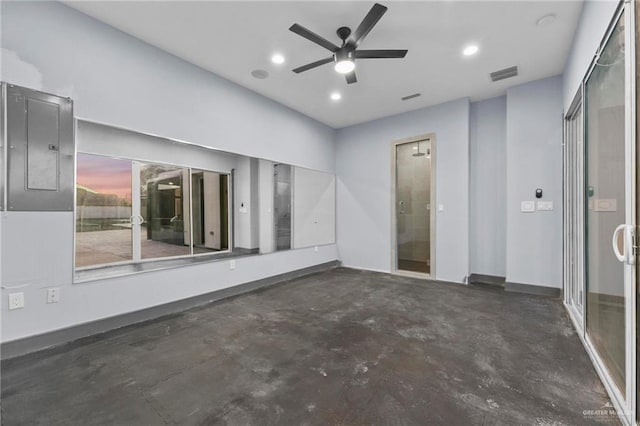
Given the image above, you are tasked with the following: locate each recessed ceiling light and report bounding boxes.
[536,14,557,27]
[463,45,479,56]
[271,53,285,65]
[330,92,342,101]
[251,69,269,79]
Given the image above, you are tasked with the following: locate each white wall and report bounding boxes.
[469,96,507,277]
[234,157,260,250]
[506,76,564,288]
[336,98,470,283]
[0,1,337,343]
[562,0,619,110]
[293,168,336,249]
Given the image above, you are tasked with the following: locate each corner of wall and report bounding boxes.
[505,76,563,288]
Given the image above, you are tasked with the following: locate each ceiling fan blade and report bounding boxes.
[351,3,388,47]
[292,57,334,73]
[289,24,339,52]
[355,49,408,59]
[345,71,357,84]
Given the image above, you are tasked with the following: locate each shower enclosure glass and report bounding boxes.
[395,138,433,275]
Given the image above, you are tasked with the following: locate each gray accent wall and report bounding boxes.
[469,96,507,277]
[0,1,338,344]
[336,98,470,283]
[506,76,563,289]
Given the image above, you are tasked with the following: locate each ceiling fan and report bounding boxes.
[289,3,408,84]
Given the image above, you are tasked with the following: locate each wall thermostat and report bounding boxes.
[535,188,543,199]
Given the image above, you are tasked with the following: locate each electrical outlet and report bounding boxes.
[9,292,24,310]
[314,246,319,252]
[229,259,236,270]
[46,288,60,304]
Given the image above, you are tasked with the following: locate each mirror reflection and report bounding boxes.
[74,120,335,271]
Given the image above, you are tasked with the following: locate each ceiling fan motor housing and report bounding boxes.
[334,48,354,63]
[337,26,352,43]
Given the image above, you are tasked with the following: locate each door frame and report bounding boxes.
[390,133,436,279]
[563,89,585,328]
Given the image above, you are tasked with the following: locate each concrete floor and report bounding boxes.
[1,268,614,425]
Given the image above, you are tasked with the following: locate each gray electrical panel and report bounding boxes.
[4,83,74,211]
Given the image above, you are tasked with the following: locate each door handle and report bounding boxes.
[624,225,635,265]
[130,216,146,225]
[612,224,635,265]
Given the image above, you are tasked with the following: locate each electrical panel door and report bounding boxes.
[5,83,74,211]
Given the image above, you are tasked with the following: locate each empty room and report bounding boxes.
[0,0,638,424]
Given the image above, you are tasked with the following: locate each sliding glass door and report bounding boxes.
[585,10,627,395]
[575,4,636,422]
[565,3,636,423]
[76,154,232,269]
[75,154,133,267]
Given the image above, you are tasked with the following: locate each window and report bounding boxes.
[75,154,231,269]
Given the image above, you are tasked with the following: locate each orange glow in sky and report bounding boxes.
[77,153,132,200]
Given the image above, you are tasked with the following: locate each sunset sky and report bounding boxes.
[77,153,132,200]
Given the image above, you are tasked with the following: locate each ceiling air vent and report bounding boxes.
[490,66,518,82]
[401,93,421,101]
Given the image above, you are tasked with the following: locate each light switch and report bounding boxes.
[536,201,553,211]
[438,204,444,212]
[521,201,535,213]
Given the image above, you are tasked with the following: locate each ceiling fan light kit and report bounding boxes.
[334,48,355,74]
[289,3,408,84]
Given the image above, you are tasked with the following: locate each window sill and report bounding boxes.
[74,248,259,283]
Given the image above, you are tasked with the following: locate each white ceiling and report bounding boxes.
[65,1,583,129]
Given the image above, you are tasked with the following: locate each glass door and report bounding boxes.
[394,137,434,276]
[273,164,292,251]
[137,162,192,259]
[584,6,636,421]
[75,153,133,268]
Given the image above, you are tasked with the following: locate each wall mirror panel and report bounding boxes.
[74,120,335,276]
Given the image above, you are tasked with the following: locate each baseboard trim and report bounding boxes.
[340,265,391,274]
[469,273,506,287]
[505,281,561,297]
[1,260,340,360]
